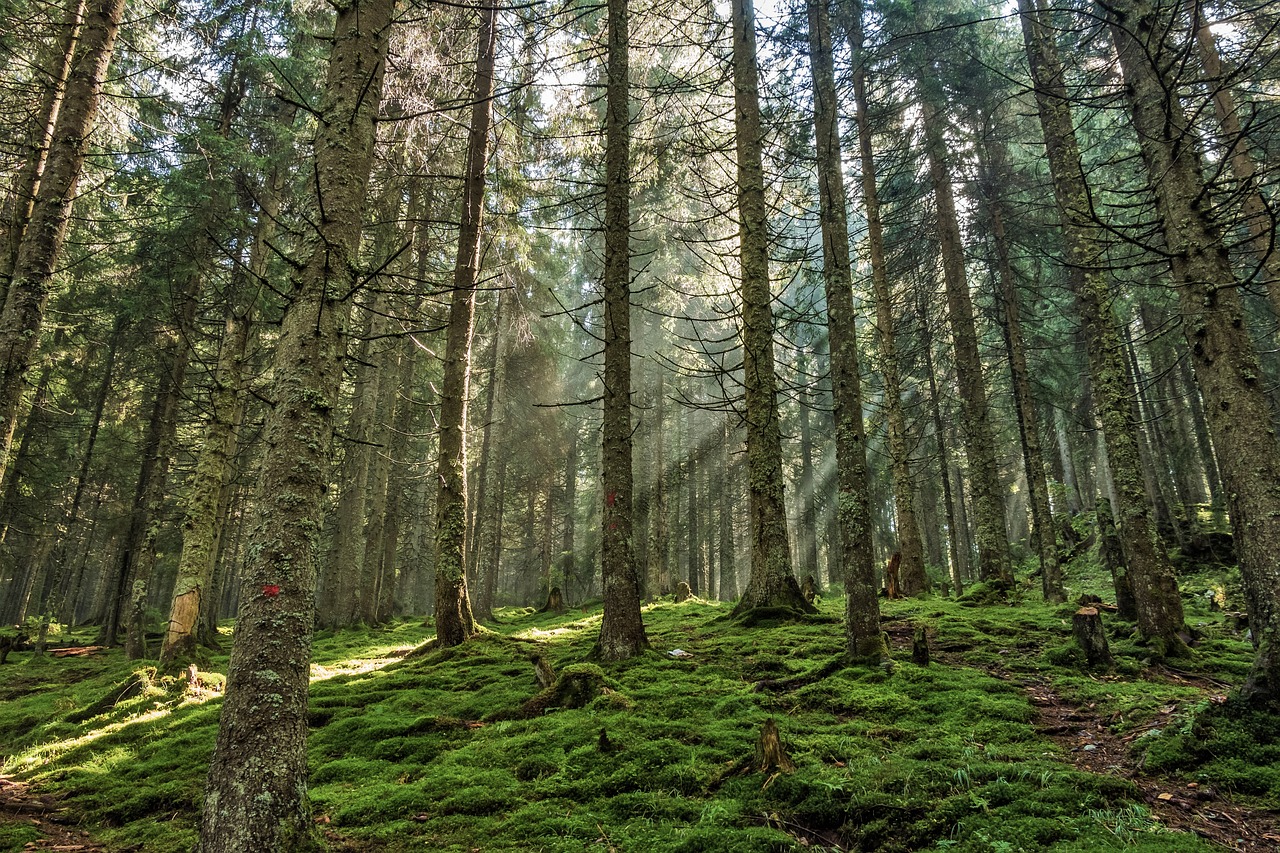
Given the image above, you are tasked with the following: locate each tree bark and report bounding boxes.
[843,0,927,598]
[978,137,1064,602]
[198,0,393,845]
[0,0,124,494]
[1107,0,1280,698]
[807,0,883,659]
[433,0,498,647]
[597,0,647,659]
[917,78,1012,588]
[730,0,810,617]
[1018,0,1188,654]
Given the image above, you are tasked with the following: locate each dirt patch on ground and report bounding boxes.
[1023,676,1280,852]
[0,775,108,852]
[884,618,1279,852]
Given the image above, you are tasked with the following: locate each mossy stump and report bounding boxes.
[800,575,818,604]
[674,581,692,603]
[754,718,795,774]
[519,664,615,717]
[911,624,931,666]
[538,586,566,614]
[1073,607,1114,670]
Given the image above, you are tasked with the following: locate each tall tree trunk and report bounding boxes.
[843,0,927,597]
[647,371,670,599]
[807,0,883,657]
[0,0,86,293]
[597,0,646,657]
[919,288,967,594]
[434,0,498,646]
[1183,0,1280,314]
[0,0,124,490]
[1107,0,1280,699]
[918,78,1012,588]
[1018,0,1187,653]
[978,138,1064,602]
[729,0,809,617]
[32,319,119,653]
[466,291,503,615]
[198,0,393,845]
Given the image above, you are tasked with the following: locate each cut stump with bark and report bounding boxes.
[754,718,796,774]
[1073,607,1114,669]
[538,586,566,614]
[912,624,931,666]
[800,575,818,604]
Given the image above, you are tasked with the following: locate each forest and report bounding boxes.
[0,0,1279,846]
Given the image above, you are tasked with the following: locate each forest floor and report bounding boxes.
[1,556,1278,852]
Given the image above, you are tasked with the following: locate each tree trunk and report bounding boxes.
[917,78,1012,588]
[597,0,647,659]
[730,0,809,617]
[0,0,124,490]
[807,0,883,659]
[843,0,927,598]
[647,371,670,599]
[198,0,392,845]
[919,284,968,593]
[1018,0,1187,654]
[1182,0,1280,315]
[0,0,86,292]
[433,1,498,647]
[1107,0,1280,700]
[979,138,1063,602]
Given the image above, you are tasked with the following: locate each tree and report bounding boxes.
[0,0,124,492]
[1105,0,1280,700]
[842,0,929,597]
[806,0,884,660]
[916,69,1013,589]
[597,0,647,660]
[198,0,395,845]
[1017,0,1187,652]
[729,0,812,617]
[433,0,500,648]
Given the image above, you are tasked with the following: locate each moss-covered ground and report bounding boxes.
[0,562,1273,852]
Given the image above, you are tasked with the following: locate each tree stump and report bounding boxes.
[754,718,796,774]
[911,624,931,666]
[800,575,818,604]
[674,581,692,603]
[1072,607,1114,669]
[884,552,901,599]
[532,654,556,689]
[538,586,566,614]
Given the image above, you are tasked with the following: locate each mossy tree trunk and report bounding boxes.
[1182,0,1280,315]
[0,0,124,498]
[1018,0,1188,654]
[977,135,1064,603]
[843,0,927,598]
[434,1,498,647]
[0,0,85,291]
[917,78,1012,588]
[160,307,248,666]
[598,0,647,660]
[1106,0,1280,699]
[729,0,810,617]
[807,0,883,660]
[162,116,286,663]
[197,0,393,846]
[646,371,670,600]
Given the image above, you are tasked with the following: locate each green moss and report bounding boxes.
[0,598,1259,852]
